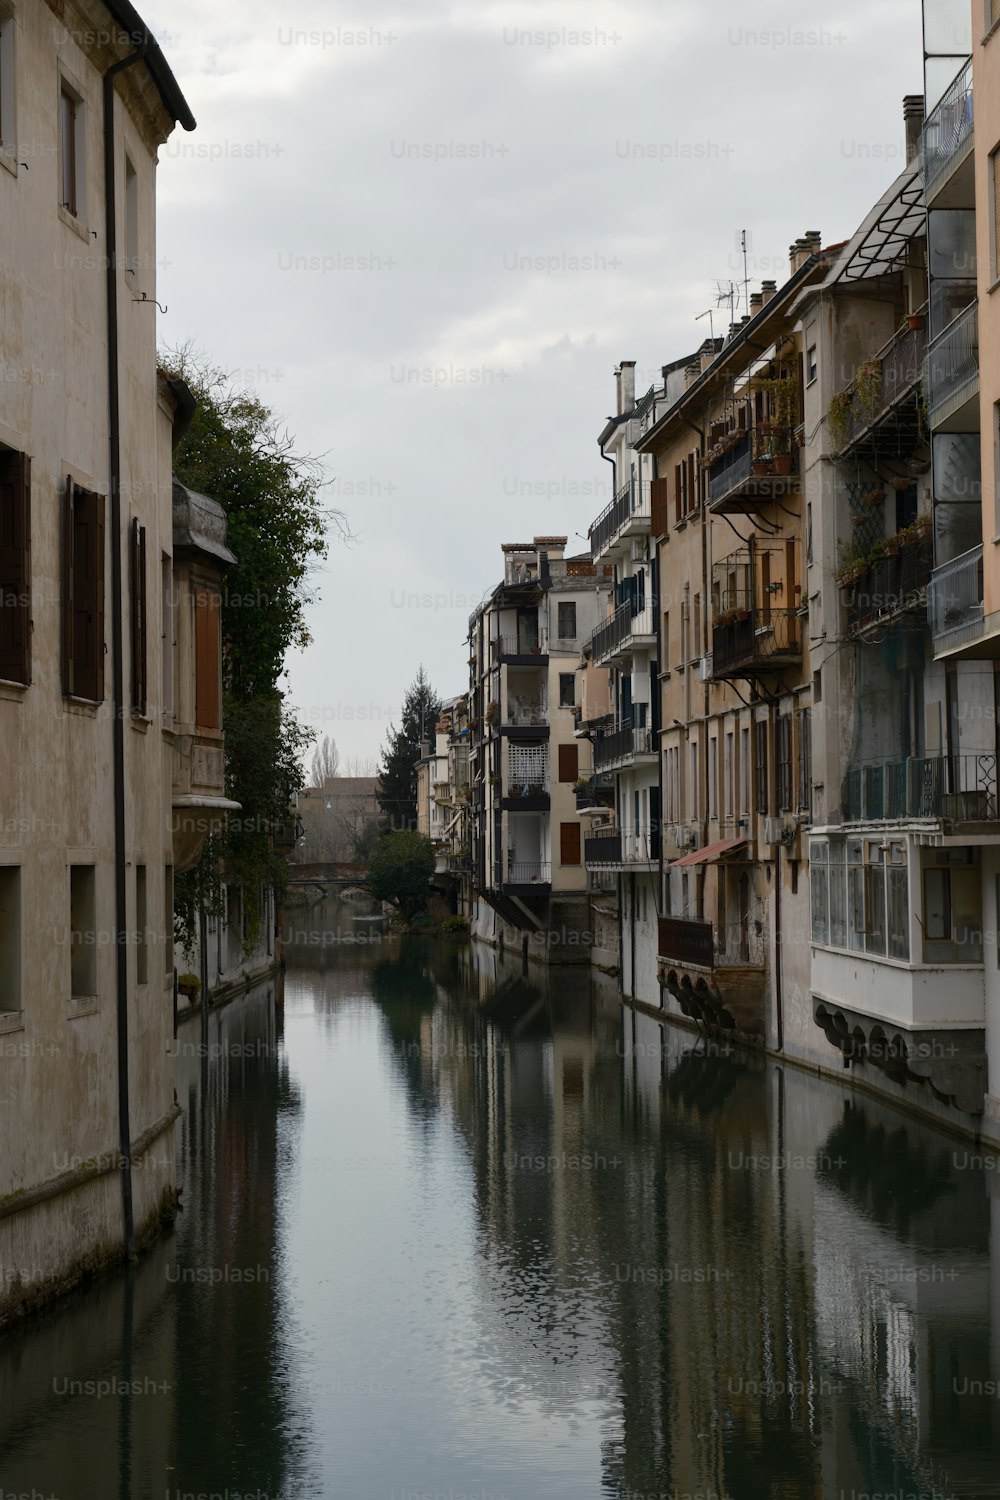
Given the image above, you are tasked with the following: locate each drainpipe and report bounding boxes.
[774,837,784,1052]
[104,41,148,1258]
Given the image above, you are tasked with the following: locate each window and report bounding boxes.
[991,0,1000,32]
[130,518,147,714]
[125,155,138,276]
[806,345,817,385]
[864,844,886,956]
[164,864,173,975]
[0,8,14,159]
[847,839,865,952]
[0,446,30,685]
[776,715,793,812]
[754,720,769,814]
[922,850,982,961]
[690,741,698,820]
[559,821,581,866]
[810,841,829,944]
[662,611,669,667]
[708,738,717,820]
[740,727,750,815]
[796,708,812,817]
[559,672,575,708]
[63,481,105,701]
[725,732,734,820]
[692,594,701,656]
[557,743,578,783]
[0,866,20,1013]
[806,503,813,567]
[557,601,576,641]
[59,80,84,218]
[194,583,221,729]
[887,842,909,960]
[69,865,96,999]
[992,147,1000,283]
[161,554,173,724]
[135,865,148,985]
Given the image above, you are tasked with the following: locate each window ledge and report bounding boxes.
[0,1011,24,1036]
[988,276,1000,297]
[0,150,17,180]
[67,995,99,1018]
[983,16,1000,44]
[810,940,983,973]
[58,204,90,243]
[131,713,151,734]
[0,679,28,701]
[63,697,101,717]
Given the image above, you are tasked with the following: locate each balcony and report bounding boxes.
[710,608,801,679]
[844,533,933,633]
[926,300,978,428]
[589,479,651,562]
[829,316,927,460]
[841,752,999,824]
[590,600,655,667]
[505,860,551,888]
[928,544,984,653]
[920,58,973,206]
[592,720,656,773]
[708,430,798,515]
[658,917,765,1036]
[492,631,548,666]
[584,829,660,868]
[502,700,550,740]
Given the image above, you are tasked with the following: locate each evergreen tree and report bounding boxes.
[377,667,441,832]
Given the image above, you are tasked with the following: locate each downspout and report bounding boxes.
[774,837,784,1052]
[105,40,148,1257]
[679,411,710,851]
[599,439,622,988]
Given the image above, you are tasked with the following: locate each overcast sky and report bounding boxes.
[146,0,923,765]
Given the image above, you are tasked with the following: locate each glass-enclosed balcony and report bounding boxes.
[927,543,984,651]
[926,300,978,427]
[919,58,973,205]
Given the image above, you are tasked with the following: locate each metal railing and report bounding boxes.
[505,702,548,726]
[926,300,979,423]
[841,752,999,822]
[927,544,984,643]
[659,916,714,968]
[848,535,933,630]
[593,721,655,771]
[584,829,622,865]
[590,600,653,665]
[920,58,973,198]
[711,608,800,676]
[589,479,651,558]
[832,316,928,452]
[493,629,549,659]
[708,431,752,508]
[506,861,551,885]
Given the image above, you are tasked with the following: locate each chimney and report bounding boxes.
[761,279,777,304]
[750,291,763,315]
[904,94,924,164]
[684,360,701,388]
[700,348,715,372]
[789,237,811,274]
[534,535,566,565]
[805,230,822,255]
[618,360,636,414]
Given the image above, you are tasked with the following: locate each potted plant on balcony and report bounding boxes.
[485,700,499,729]
[883,532,903,557]
[862,484,883,508]
[828,389,853,448]
[835,540,870,588]
[178,973,201,1001]
[907,311,925,331]
[854,358,882,423]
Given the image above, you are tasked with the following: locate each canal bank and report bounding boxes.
[0,897,997,1497]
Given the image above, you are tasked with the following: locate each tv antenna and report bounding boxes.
[695,308,715,345]
[713,280,740,328]
[739,230,750,317]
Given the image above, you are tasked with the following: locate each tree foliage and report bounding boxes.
[377,666,441,832]
[166,354,335,955]
[367,831,436,919]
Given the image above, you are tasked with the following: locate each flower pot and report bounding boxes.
[772,454,792,476]
[907,314,924,331]
[752,460,768,477]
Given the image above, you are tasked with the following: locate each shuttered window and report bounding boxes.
[776,715,793,812]
[63,480,105,702]
[992,147,1000,280]
[559,821,581,865]
[650,475,670,536]
[797,707,813,817]
[558,744,578,783]
[0,449,30,685]
[129,517,147,715]
[194,584,221,729]
[754,720,769,815]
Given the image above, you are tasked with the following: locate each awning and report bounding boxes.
[671,835,746,867]
[830,165,925,284]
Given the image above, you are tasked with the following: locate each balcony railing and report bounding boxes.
[492,630,548,660]
[708,432,752,508]
[589,479,651,559]
[591,600,654,666]
[841,752,999,822]
[658,916,765,969]
[831,316,927,454]
[920,58,973,200]
[847,535,933,630]
[506,861,551,885]
[927,543,984,646]
[505,702,547,726]
[711,609,800,678]
[593,721,655,771]
[926,300,979,424]
[584,829,622,865]
[708,430,798,512]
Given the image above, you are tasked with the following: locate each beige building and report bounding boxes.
[466,538,601,961]
[0,2,219,1318]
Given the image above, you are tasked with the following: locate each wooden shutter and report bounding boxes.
[559,821,581,866]
[63,481,105,701]
[129,518,147,714]
[686,453,696,514]
[558,744,578,783]
[0,450,30,684]
[674,463,682,523]
[650,476,669,536]
[194,585,221,729]
[993,148,1000,280]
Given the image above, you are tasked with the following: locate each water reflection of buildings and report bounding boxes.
[369,932,1000,1500]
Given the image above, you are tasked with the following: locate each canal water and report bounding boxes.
[1,896,999,1498]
